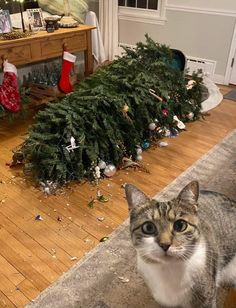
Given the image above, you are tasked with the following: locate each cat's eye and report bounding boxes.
[173,219,188,232]
[142,222,157,235]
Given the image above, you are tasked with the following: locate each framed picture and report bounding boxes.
[27,8,44,31]
[0,10,12,34]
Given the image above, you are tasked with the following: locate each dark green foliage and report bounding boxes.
[21,35,203,185]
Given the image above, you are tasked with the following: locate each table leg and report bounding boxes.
[84,30,93,76]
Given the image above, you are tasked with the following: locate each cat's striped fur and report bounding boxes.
[125,181,236,308]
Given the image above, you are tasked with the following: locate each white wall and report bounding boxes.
[119,1,236,83]
[167,0,236,12]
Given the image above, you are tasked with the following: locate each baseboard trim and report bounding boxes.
[212,74,226,85]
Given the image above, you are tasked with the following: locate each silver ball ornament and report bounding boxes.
[104,164,117,177]
[148,122,156,131]
[136,147,142,155]
[98,160,106,170]
[136,155,143,161]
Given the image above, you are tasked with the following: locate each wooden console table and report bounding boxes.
[0,25,96,76]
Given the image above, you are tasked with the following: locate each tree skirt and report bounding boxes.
[201,77,223,112]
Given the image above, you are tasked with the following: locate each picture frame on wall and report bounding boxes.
[0,10,12,34]
[27,8,44,31]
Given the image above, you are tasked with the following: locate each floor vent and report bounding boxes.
[186,56,216,78]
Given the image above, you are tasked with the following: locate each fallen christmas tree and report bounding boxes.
[19,35,204,187]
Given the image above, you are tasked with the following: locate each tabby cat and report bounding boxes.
[125,181,236,308]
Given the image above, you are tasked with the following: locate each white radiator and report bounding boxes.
[118,44,217,79]
[186,56,216,78]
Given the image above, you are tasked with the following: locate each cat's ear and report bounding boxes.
[177,181,199,206]
[125,184,149,211]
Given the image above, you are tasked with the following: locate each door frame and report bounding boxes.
[225,20,236,85]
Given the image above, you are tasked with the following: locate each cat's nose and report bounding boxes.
[160,244,170,252]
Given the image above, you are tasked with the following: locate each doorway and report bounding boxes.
[229,49,236,85]
[225,21,236,85]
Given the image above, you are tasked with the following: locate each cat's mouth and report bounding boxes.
[152,248,185,262]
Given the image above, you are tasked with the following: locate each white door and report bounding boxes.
[229,50,236,85]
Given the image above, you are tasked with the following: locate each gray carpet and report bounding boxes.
[27,129,236,308]
[223,89,236,101]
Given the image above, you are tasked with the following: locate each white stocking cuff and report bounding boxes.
[63,51,76,63]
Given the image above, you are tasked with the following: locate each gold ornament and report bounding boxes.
[122,103,132,122]
[122,103,129,113]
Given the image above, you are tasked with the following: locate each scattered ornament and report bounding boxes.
[121,157,149,173]
[141,140,150,150]
[97,217,105,222]
[173,115,185,130]
[8,149,24,168]
[70,256,77,261]
[170,128,179,138]
[149,89,163,101]
[162,109,168,116]
[98,160,106,170]
[122,103,132,122]
[154,118,159,124]
[158,141,168,147]
[187,112,194,120]
[95,166,101,179]
[35,215,43,221]
[57,216,62,222]
[84,238,91,243]
[97,195,109,203]
[40,181,57,195]
[118,276,130,283]
[88,198,96,208]
[136,155,143,161]
[66,136,80,152]
[164,129,171,137]
[148,122,156,131]
[186,79,196,90]
[104,164,117,177]
[100,236,109,242]
[122,103,129,113]
[121,183,127,189]
[136,147,142,155]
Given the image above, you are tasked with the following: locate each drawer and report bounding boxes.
[40,32,87,58]
[0,44,31,65]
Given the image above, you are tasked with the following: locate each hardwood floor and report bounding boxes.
[0,85,236,307]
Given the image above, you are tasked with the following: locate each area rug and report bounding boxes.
[27,129,236,308]
[223,89,236,101]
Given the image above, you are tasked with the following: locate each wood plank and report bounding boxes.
[0,289,15,308]
[0,273,29,307]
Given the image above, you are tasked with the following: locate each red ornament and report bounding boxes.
[162,108,168,116]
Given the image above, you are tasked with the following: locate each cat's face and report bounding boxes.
[125,181,200,263]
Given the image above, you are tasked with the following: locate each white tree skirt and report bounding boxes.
[201,77,223,112]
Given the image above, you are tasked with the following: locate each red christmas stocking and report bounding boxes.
[0,60,20,113]
[58,51,76,94]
